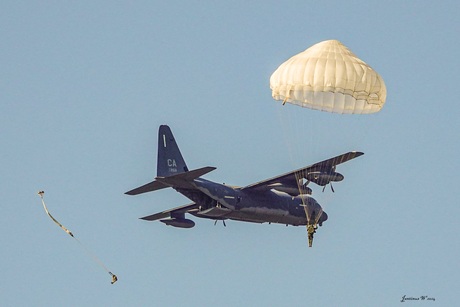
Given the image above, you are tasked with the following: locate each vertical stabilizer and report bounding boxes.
[157,125,189,177]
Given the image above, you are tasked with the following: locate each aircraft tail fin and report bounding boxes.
[157,125,189,177]
[125,125,216,196]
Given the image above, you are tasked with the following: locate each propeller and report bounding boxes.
[322,183,335,193]
[329,166,336,192]
[214,219,226,227]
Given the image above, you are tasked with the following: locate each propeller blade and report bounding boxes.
[214,219,227,227]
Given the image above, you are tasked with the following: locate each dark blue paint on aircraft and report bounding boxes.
[126,125,363,245]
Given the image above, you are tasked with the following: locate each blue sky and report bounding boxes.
[1,1,459,306]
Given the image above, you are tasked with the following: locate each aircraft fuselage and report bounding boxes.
[126,125,363,245]
[180,178,327,226]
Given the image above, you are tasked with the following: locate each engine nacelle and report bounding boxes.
[160,218,195,228]
[273,185,312,196]
[306,171,344,186]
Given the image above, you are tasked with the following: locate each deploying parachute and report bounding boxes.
[270,40,386,114]
[37,191,118,284]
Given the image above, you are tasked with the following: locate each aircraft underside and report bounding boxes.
[194,206,327,226]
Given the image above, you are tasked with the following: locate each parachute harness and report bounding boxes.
[38,191,118,284]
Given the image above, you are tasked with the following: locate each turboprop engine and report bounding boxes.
[306,171,344,186]
[273,185,312,197]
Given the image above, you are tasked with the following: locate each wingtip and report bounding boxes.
[139,216,156,221]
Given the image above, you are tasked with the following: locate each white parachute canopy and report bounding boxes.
[270,40,386,114]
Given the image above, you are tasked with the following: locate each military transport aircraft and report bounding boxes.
[125,125,363,246]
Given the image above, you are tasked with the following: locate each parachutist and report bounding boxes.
[110,273,118,284]
[307,224,317,247]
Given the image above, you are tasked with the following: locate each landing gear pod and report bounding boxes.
[160,218,195,228]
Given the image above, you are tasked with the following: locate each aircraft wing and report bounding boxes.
[139,203,199,221]
[240,151,364,192]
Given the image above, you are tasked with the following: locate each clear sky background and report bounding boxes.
[2,1,459,306]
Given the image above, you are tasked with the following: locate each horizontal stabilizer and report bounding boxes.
[126,166,216,195]
[140,203,198,221]
[125,180,169,195]
[156,166,216,189]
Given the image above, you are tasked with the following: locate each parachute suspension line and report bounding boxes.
[276,102,305,168]
[276,103,316,221]
[73,236,118,284]
[313,207,323,226]
[294,170,321,231]
[276,104,293,162]
[294,171,309,220]
[275,93,318,245]
[37,191,118,284]
[282,87,292,105]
